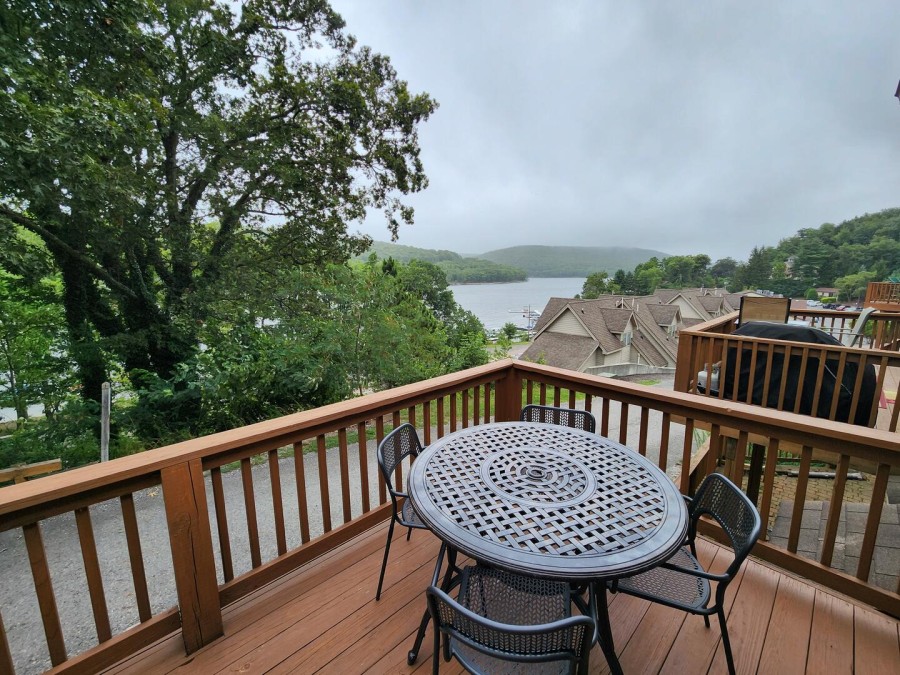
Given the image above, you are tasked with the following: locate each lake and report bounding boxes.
[450,277,585,331]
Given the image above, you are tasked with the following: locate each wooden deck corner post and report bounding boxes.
[162,459,223,654]
[673,333,696,393]
[494,363,523,422]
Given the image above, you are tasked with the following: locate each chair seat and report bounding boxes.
[615,546,710,610]
[451,566,577,674]
[401,499,428,529]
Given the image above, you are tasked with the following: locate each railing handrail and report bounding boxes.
[0,360,514,522]
[512,361,899,463]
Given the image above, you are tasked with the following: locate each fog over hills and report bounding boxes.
[361,242,669,279]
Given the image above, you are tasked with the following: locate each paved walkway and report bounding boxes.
[770,499,899,592]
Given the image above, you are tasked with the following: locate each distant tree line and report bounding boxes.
[580,208,900,301]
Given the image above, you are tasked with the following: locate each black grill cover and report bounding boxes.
[720,322,877,426]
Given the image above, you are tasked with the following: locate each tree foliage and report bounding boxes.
[0,0,437,423]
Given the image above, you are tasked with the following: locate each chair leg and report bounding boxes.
[376,518,396,601]
[703,614,711,628]
[717,607,736,675]
[406,525,413,541]
[431,624,441,674]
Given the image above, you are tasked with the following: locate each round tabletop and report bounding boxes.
[408,421,688,581]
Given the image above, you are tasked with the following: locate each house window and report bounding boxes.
[622,331,632,346]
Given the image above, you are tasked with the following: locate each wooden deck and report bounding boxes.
[105,520,899,675]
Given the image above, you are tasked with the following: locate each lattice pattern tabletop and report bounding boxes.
[408,422,688,581]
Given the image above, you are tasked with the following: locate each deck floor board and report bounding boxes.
[104,520,900,675]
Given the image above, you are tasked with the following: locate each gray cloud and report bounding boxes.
[331,1,900,261]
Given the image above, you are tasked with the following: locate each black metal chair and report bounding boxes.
[612,473,761,675]
[375,423,429,600]
[520,404,597,433]
[426,564,596,674]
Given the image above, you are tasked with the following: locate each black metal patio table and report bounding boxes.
[407,421,689,674]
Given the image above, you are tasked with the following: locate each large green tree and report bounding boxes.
[0,1,436,421]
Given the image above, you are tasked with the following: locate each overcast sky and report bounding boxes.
[329,1,900,262]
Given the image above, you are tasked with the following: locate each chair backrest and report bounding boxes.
[376,423,422,493]
[520,404,597,433]
[842,306,876,347]
[689,473,762,578]
[426,572,593,674]
[739,296,791,324]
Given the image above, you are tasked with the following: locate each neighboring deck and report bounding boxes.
[107,520,900,675]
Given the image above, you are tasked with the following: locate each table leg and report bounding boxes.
[407,544,458,665]
[594,582,624,675]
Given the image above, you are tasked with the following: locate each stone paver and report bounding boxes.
[769,496,899,592]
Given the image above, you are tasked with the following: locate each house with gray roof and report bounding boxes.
[520,288,743,376]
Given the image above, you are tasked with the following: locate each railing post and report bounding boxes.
[673,333,696,393]
[162,459,223,653]
[494,363,523,422]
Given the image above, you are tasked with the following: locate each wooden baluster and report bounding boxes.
[776,345,793,409]
[745,444,765,506]
[809,348,829,417]
[729,430,749,486]
[787,446,813,554]
[702,337,716,397]
[375,417,387,503]
[357,422,371,513]
[717,338,730,400]
[526,379,534,406]
[793,348,811,414]
[637,408,649,456]
[450,393,458,432]
[338,429,351,524]
[730,341,744,402]
[600,398,610,437]
[23,522,66,666]
[210,467,234,581]
[293,441,311,543]
[462,389,469,428]
[846,353,869,424]
[757,439,780,542]
[0,612,13,675]
[584,393,592,415]
[268,449,287,555]
[856,464,890,582]
[392,412,402,489]
[161,460,223,653]
[483,383,491,424]
[705,425,722,479]
[74,507,112,643]
[473,386,480,426]
[120,493,152,620]
[658,412,671,472]
[553,385,561,407]
[618,402,628,445]
[763,344,777,397]
[317,435,332,533]
[827,351,849,420]
[423,402,432,444]
[407,406,416,428]
[436,397,445,439]
[539,383,547,406]
[679,418,694,494]
[867,355,889,428]
[745,343,759,404]
[820,455,850,566]
[568,389,576,411]
[241,458,262,568]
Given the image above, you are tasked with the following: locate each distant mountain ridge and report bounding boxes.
[360,242,670,279]
[476,245,670,277]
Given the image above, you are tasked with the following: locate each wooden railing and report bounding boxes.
[674,310,900,433]
[0,360,898,673]
[865,281,900,310]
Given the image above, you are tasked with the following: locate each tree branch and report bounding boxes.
[0,206,138,299]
